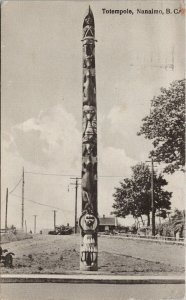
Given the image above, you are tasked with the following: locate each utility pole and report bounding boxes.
[70,177,81,234]
[22,167,25,231]
[5,188,8,232]
[33,215,37,234]
[75,178,78,234]
[25,220,27,234]
[146,158,156,236]
[167,211,171,222]
[151,158,156,236]
[53,210,57,230]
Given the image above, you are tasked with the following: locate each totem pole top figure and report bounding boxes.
[83,6,95,39]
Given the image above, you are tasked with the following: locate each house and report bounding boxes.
[98,215,117,232]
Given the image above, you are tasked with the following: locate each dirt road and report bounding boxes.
[1,234,184,275]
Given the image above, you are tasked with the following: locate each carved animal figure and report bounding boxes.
[83,70,96,106]
[82,159,96,213]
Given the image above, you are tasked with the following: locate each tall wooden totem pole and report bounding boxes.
[79,7,99,271]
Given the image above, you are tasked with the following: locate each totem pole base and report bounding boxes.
[80,263,98,272]
[79,214,98,271]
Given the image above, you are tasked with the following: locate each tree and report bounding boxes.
[112,163,172,225]
[171,208,185,223]
[138,79,185,173]
[157,209,185,238]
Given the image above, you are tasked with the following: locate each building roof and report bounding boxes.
[99,217,116,226]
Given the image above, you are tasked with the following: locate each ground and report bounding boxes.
[0,234,184,275]
[1,284,185,300]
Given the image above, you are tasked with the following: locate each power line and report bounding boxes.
[99,175,126,178]
[25,171,126,178]
[25,171,79,177]
[10,194,73,214]
[9,178,22,194]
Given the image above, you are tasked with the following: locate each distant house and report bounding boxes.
[98,215,117,232]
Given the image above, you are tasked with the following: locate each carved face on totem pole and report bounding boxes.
[83,43,95,69]
[83,105,96,143]
[79,213,98,232]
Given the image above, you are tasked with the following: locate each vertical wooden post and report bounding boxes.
[25,220,27,234]
[5,188,8,232]
[70,177,81,233]
[75,178,78,233]
[53,210,57,230]
[33,215,37,234]
[151,158,156,236]
[22,167,25,231]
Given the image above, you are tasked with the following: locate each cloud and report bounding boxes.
[105,104,153,162]
[107,105,141,136]
[99,146,136,177]
[13,104,81,171]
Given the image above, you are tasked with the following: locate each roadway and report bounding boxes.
[1,234,185,275]
[0,283,185,300]
[1,234,184,275]
[1,234,185,300]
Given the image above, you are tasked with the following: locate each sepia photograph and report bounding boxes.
[0,0,185,299]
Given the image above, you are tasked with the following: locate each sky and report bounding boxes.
[1,0,185,231]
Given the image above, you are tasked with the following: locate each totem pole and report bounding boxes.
[79,7,99,271]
